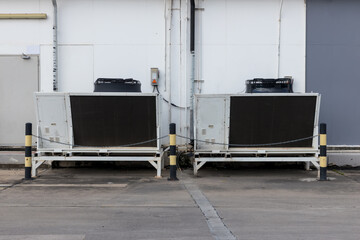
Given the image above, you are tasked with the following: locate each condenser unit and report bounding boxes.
[193,93,321,175]
[32,92,163,177]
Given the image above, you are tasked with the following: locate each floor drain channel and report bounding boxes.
[182,179,237,240]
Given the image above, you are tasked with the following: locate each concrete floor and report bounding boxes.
[0,167,359,240]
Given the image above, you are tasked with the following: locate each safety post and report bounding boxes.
[25,123,32,180]
[168,123,178,181]
[319,123,327,181]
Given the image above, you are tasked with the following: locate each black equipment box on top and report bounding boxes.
[94,78,141,92]
[246,78,293,93]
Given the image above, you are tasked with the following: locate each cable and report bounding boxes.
[33,134,318,148]
[32,134,168,148]
[155,86,189,109]
[33,135,73,146]
[176,134,318,147]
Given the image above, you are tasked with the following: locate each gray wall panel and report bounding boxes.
[0,56,38,146]
[307,0,360,145]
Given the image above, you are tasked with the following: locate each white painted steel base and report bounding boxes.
[32,156,163,178]
[193,157,320,175]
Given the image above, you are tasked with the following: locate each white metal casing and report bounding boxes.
[34,92,161,153]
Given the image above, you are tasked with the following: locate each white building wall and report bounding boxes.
[196,0,306,94]
[0,0,306,142]
[57,0,166,93]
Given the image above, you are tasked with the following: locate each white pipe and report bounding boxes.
[304,0,307,92]
[189,0,195,141]
[277,0,284,78]
[52,0,58,91]
[179,0,183,136]
[183,0,188,141]
[165,0,173,125]
[190,53,195,141]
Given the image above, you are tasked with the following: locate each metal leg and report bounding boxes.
[31,159,45,177]
[197,161,206,172]
[156,159,162,178]
[149,159,162,178]
[193,159,198,176]
[310,159,320,170]
[193,159,206,176]
[31,160,36,178]
[305,161,310,170]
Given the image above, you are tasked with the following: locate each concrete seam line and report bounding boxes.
[182,178,237,240]
[331,169,360,184]
[14,184,127,188]
[0,179,24,194]
[0,235,85,240]
[0,168,50,193]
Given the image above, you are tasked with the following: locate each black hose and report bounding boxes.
[155,86,187,109]
[190,0,195,53]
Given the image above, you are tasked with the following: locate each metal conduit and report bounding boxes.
[165,0,173,125]
[52,0,58,91]
[189,0,196,143]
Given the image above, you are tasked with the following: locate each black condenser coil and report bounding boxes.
[94,78,141,92]
[246,78,293,93]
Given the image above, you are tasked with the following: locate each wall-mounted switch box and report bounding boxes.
[151,68,159,86]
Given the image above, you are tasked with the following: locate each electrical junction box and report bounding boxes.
[151,68,159,86]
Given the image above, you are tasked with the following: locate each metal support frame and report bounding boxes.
[193,156,320,175]
[31,159,46,177]
[32,154,163,178]
[33,92,164,178]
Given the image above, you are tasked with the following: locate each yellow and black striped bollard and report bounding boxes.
[25,123,32,180]
[319,123,327,181]
[168,123,178,181]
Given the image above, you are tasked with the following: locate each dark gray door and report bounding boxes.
[306,0,360,145]
[0,55,39,146]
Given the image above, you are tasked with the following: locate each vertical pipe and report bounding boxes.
[190,0,195,53]
[190,54,195,143]
[165,0,173,125]
[25,123,32,180]
[52,0,58,91]
[277,0,283,78]
[189,0,196,143]
[168,123,178,180]
[319,123,327,181]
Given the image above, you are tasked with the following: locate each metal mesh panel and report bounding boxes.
[229,96,317,148]
[70,96,157,147]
